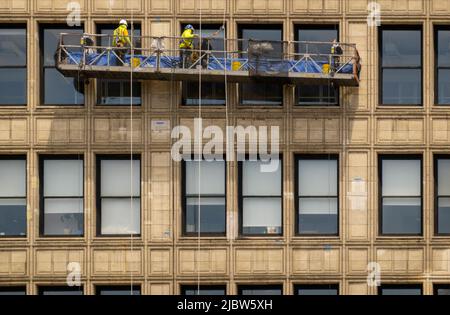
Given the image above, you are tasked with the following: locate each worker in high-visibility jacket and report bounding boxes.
[113,19,131,65]
[179,24,197,68]
[330,39,343,74]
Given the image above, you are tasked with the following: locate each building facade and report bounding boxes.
[0,0,450,295]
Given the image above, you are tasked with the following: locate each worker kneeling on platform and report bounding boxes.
[113,19,131,66]
[179,24,198,68]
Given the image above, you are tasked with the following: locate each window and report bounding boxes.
[238,24,283,106]
[435,27,450,105]
[434,284,450,295]
[0,25,26,105]
[38,286,83,295]
[380,26,422,105]
[435,157,450,235]
[97,156,141,236]
[0,157,26,237]
[183,159,226,235]
[96,286,140,295]
[96,24,141,105]
[239,159,282,235]
[295,25,338,106]
[181,24,226,106]
[296,155,338,235]
[238,285,282,295]
[295,284,339,295]
[181,285,226,295]
[379,156,422,235]
[40,25,84,105]
[378,285,422,295]
[40,156,83,236]
[0,287,26,295]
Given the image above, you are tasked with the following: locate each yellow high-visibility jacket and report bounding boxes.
[180,29,195,49]
[113,25,131,46]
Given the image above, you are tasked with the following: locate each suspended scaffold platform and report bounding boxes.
[55,33,361,87]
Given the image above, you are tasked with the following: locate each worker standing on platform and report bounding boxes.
[330,39,343,75]
[113,19,131,66]
[179,24,197,68]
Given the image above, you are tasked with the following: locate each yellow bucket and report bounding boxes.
[322,63,330,74]
[132,57,141,68]
[232,61,241,71]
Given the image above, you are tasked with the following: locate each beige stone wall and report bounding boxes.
[0,0,449,295]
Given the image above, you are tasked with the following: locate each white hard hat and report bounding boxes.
[119,19,128,26]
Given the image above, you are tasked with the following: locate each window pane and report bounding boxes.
[97,287,140,295]
[185,197,225,233]
[382,159,421,196]
[242,198,281,234]
[297,85,337,106]
[296,286,338,295]
[298,159,337,196]
[298,198,338,234]
[382,30,421,67]
[239,287,282,295]
[380,287,421,295]
[240,83,283,105]
[101,198,140,234]
[0,287,26,295]
[382,197,421,234]
[0,68,26,105]
[101,159,140,197]
[382,68,421,105]
[0,159,26,197]
[436,287,450,295]
[39,288,83,295]
[43,28,83,67]
[243,160,281,196]
[185,160,225,195]
[182,82,226,106]
[0,28,26,66]
[44,68,84,105]
[438,198,450,234]
[438,69,450,105]
[44,198,83,235]
[44,160,83,196]
[437,30,450,67]
[182,286,226,295]
[438,159,450,195]
[0,199,26,236]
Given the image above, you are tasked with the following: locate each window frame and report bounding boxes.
[434,155,450,236]
[378,154,423,236]
[39,155,84,237]
[0,155,27,238]
[237,23,284,107]
[378,25,423,106]
[95,23,142,106]
[294,24,340,107]
[180,285,227,295]
[434,25,450,106]
[0,286,26,295]
[39,23,85,106]
[95,285,141,295]
[294,154,340,236]
[238,156,283,237]
[96,154,141,237]
[38,286,84,295]
[181,158,227,237]
[237,285,283,295]
[0,23,27,106]
[294,284,339,295]
[378,284,423,295]
[433,284,450,295]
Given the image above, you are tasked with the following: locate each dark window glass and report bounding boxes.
[297,156,338,235]
[38,286,83,295]
[181,285,226,295]
[41,25,84,105]
[0,157,26,236]
[295,284,339,295]
[97,156,141,236]
[238,25,283,106]
[181,25,226,106]
[240,159,282,235]
[436,28,450,105]
[96,24,141,105]
[0,26,26,105]
[379,285,422,295]
[435,157,450,234]
[183,160,226,235]
[380,27,422,105]
[40,157,84,236]
[380,157,422,235]
[434,284,450,295]
[238,285,282,295]
[295,26,338,106]
[96,286,140,295]
[0,287,26,295]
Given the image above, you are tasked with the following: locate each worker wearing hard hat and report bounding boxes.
[113,19,131,65]
[179,24,198,68]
